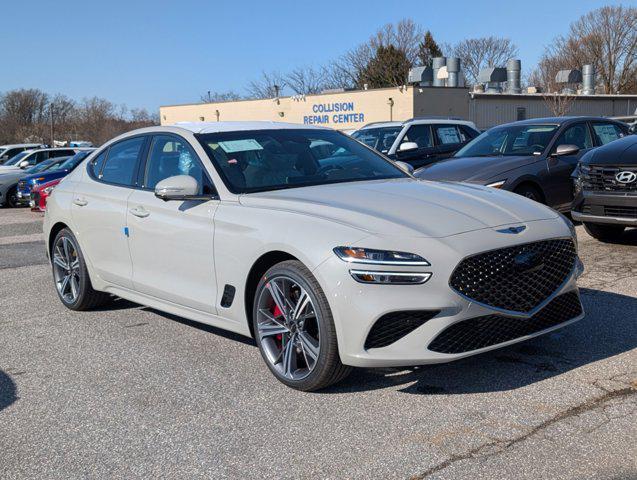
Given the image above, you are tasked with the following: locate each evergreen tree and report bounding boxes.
[417,31,443,66]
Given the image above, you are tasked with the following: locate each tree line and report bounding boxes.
[0,89,158,146]
[204,5,635,102]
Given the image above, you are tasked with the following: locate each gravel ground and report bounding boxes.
[0,208,635,479]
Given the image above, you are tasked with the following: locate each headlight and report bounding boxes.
[333,247,430,266]
[486,180,506,189]
[349,270,432,285]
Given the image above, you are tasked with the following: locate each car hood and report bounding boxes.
[239,178,558,238]
[0,166,22,173]
[416,155,537,182]
[0,170,25,182]
[23,169,68,183]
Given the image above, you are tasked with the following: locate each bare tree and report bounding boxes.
[450,37,519,85]
[530,5,636,93]
[246,71,287,99]
[285,67,330,95]
[200,91,243,103]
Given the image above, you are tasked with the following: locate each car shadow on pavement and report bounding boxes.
[142,307,257,346]
[594,227,637,246]
[322,288,637,394]
[0,370,18,411]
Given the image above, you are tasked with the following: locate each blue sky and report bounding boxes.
[2,0,634,113]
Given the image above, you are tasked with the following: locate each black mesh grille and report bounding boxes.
[365,310,440,349]
[449,239,576,313]
[604,206,637,219]
[17,180,26,190]
[428,291,582,354]
[582,165,637,192]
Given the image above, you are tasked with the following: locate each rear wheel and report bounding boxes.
[583,222,625,242]
[514,184,543,203]
[52,228,111,310]
[253,260,351,391]
[5,186,19,208]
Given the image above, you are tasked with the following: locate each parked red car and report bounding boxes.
[30,178,61,212]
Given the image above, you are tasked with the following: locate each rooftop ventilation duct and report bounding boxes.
[506,59,521,94]
[446,57,461,87]
[477,67,507,93]
[582,65,596,95]
[407,66,433,86]
[555,69,582,84]
[432,57,446,87]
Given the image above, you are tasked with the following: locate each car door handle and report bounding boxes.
[72,197,88,207]
[129,207,150,218]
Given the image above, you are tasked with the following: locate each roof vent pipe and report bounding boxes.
[432,57,446,87]
[446,57,460,87]
[506,59,522,94]
[582,65,596,95]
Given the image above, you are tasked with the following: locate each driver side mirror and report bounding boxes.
[19,160,31,169]
[398,141,418,153]
[155,175,208,201]
[553,144,579,157]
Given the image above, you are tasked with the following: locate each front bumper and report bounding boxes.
[572,190,637,226]
[314,218,583,368]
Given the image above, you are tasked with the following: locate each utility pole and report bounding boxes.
[49,102,54,146]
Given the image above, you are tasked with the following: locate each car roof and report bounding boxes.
[0,143,42,148]
[171,121,330,134]
[359,118,476,130]
[502,116,621,127]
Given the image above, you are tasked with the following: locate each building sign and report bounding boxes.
[303,102,365,125]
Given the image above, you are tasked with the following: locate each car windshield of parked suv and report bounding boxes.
[197,129,406,194]
[454,124,559,158]
[57,151,91,171]
[351,127,402,153]
[4,151,30,166]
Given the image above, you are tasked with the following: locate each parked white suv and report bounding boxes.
[352,118,479,169]
[44,122,583,391]
[0,143,44,164]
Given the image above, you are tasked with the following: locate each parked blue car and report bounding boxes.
[17,150,94,202]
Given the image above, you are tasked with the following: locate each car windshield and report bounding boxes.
[25,159,57,174]
[196,129,406,194]
[58,151,91,171]
[454,124,559,158]
[351,127,402,153]
[4,151,29,166]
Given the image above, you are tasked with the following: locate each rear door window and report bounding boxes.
[591,123,625,145]
[99,137,145,186]
[434,125,463,145]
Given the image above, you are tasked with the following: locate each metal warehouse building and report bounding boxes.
[160,87,637,131]
[160,57,637,131]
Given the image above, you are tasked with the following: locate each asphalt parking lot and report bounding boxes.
[0,208,635,479]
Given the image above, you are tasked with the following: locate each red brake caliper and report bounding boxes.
[273,305,283,344]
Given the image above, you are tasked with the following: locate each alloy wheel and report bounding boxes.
[256,276,320,380]
[52,236,81,304]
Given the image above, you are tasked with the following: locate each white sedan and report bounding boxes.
[43,122,583,391]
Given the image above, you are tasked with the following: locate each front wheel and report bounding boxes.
[52,228,111,310]
[583,222,625,242]
[253,260,351,391]
[5,186,19,208]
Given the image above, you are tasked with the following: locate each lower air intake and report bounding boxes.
[428,291,582,354]
[365,310,440,349]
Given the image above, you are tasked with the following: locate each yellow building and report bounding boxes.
[160,86,472,131]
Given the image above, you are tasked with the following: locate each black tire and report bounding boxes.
[583,222,625,242]
[514,184,543,203]
[253,260,351,391]
[51,228,111,310]
[5,186,19,208]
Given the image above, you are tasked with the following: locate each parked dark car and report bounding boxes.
[571,135,637,241]
[415,117,628,212]
[17,150,95,203]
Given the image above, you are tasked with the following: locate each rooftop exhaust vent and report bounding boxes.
[555,69,583,84]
